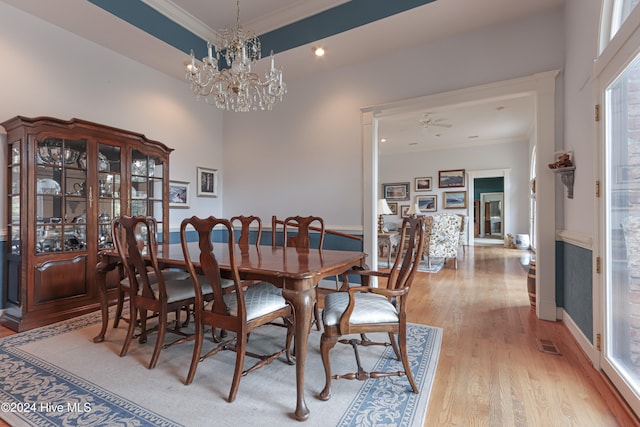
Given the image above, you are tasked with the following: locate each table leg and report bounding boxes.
[282,280,315,421]
[93,254,114,343]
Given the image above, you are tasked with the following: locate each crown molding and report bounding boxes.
[141,0,350,40]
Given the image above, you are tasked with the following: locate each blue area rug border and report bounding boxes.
[0,309,181,427]
[337,324,441,427]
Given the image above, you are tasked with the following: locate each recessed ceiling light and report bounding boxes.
[313,46,325,57]
[468,135,479,139]
[380,138,387,143]
[409,142,418,146]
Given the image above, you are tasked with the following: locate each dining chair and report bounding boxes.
[112,221,190,329]
[230,215,263,246]
[275,215,326,330]
[113,215,211,369]
[318,215,425,401]
[180,216,294,402]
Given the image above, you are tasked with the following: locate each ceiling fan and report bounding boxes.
[418,113,452,129]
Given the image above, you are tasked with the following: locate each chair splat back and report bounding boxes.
[387,215,426,291]
[113,216,162,299]
[181,216,245,320]
[230,215,262,247]
[283,215,325,249]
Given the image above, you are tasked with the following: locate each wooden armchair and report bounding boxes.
[112,215,211,369]
[318,215,425,400]
[180,216,294,402]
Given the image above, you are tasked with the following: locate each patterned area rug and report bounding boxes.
[0,308,442,427]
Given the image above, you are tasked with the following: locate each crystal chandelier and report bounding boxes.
[185,0,286,112]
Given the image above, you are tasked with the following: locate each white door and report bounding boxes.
[599,30,640,419]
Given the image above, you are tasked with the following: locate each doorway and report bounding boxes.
[362,70,559,321]
[480,192,504,238]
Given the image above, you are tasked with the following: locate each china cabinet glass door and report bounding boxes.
[131,149,165,241]
[97,144,122,249]
[35,137,87,253]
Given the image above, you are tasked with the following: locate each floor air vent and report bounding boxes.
[537,339,562,355]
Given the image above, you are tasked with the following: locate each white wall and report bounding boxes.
[0,2,224,231]
[380,140,530,236]
[223,8,564,230]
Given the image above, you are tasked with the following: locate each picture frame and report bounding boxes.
[416,195,437,212]
[168,180,190,208]
[387,202,398,216]
[443,191,467,209]
[401,205,411,218]
[197,167,218,197]
[382,182,410,201]
[438,169,466,188]
[414,177,432,192]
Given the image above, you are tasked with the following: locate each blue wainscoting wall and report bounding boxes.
[556,240,593,344]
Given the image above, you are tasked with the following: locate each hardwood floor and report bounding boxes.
[411,244,639,426]
[0,244,638,426]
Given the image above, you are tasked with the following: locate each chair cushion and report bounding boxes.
[322,292,398,326]
[223,281,288,321]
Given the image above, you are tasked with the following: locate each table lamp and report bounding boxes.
[407,203,422,217]
[377,198,393,233]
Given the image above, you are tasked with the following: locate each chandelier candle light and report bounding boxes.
[185,0,286,112]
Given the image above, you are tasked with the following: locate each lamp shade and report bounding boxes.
[407,203,422,216]
[377,198,393,215]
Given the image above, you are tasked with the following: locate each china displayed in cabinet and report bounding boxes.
[1,116,172,331]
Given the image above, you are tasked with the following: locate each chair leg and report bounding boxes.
[185,320,204,385]
[398,324,418,393]
[388,331,401,360]
[228,334,247,403]
[313,301,321,331]
[319,333,338,401]
[113,288,125,328]
[455,257,458,269]
[148,308,166,369]
[119,302,137,357]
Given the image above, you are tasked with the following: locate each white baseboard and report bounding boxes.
[562,308,599,367]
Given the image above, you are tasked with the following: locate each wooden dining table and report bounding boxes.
[93,241,366,421]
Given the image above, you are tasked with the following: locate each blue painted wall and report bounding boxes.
[557,241,593,343]
[474,177,504,200]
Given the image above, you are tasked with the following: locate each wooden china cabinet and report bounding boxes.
[1,116,172,331]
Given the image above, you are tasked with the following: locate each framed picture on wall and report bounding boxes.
[415,177,432,191]
[168,180,190,208]
[443,191,467,209]
[401,205,411,218]
[438,169,466,188]
[382,182,410,201]
[416,195,437,212]
[388,202,398,216]
[197,167,218,197]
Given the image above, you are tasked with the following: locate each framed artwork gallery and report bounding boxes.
[197,166,218,197]
[168,180,190,208]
